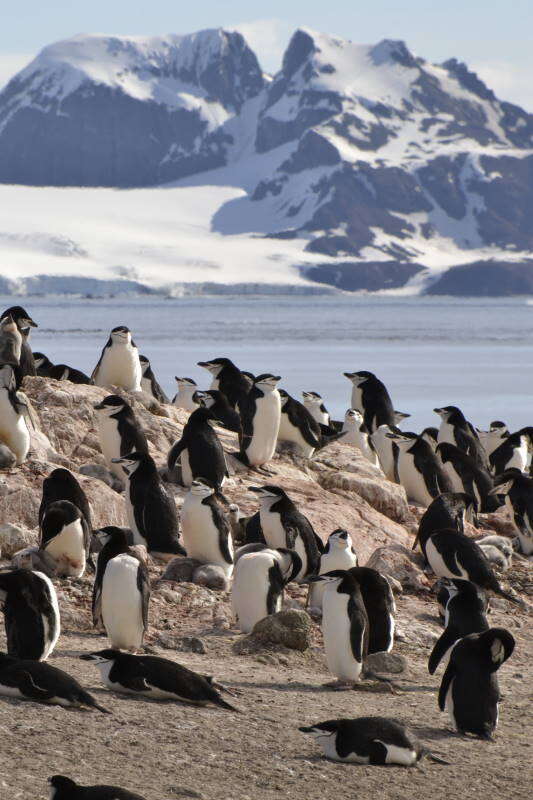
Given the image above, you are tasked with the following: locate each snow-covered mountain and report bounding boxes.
[1,26,533,294]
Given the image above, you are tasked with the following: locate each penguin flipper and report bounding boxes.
[167,438,186,471]
[118,675,151,693]
[137,563,151,633]
[18,671,53,701]
[438,661,455,712]
[428,629,458,675]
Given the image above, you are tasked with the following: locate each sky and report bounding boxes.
[0,0,532,110]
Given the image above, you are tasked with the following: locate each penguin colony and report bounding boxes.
[0,306,529,797]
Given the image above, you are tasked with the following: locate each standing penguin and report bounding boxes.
[299,717,445,766]
[421,427,439,450]
[0,306,37,376]
[197,357,252,408]
[92,526,150,650]
[308,530,358,611]
[239,374,282,466]
[489,427,533,475]
[113,452,185,557]
[92,326,142,391]
[491,469,533,555]
[278,389,344,459]
[428,579,489,674]
[94,395,149,483]
[232,547,302,633]
[172,377,199,411]
[341,410,380,466]
[343,371,395,433]
[414,492,477,563]
[180,479,234,577]
[477,421,509,457]
[39,500,88,578]
[436,442,499,512]
[349,567,396,654]
[0,569,60,661]
[308,570,369,687]
[167,405,228,489]
[438,627,515,738]
[195,389,242,433]
[139,355,168,403]
[390,432,453,506]
[371,424,402,481]
[424,530,520,604]
[302,392,331,426]
[0,315,22,368]
[0,364,31,465]
[435,406,488,468]
[48,775,145,800]
[249,485,322,580]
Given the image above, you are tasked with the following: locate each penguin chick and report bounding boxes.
[81,649,238,710]
[0,653,109,712]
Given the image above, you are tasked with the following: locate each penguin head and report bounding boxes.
[299,720,339,738]
[393,410,410,424]
[80,648,121,665]
[328,529,352,551]
[197,358,232,376]
[489,420,508,435]
[343,370,374,386]
[305,569,348,587]
[490,468,523,495]
[302,391,322,405]
[255,374,281,392]
[248,485,285,505]
[175,377,197,390]
[434,405,463,422]
[139,354,150,374]
[94,394,128,416]
[111,452,144,476]
[48,775,78,797]
[93,526,130,547]
[33,352,52,369]
[194,390,215,409]
[421,426,439,448]
[386,431,417,450]
[1,306,37,330]
[276,548,303,583]
[110,325,131,344]
[278,389,290,405]
[344,408,363,428]
[190,478,215,498]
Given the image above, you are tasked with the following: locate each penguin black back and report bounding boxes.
[167,407,228,489]
[94,395,149,457]
[197,357,252,408]
[415,492,477,560]
[348,567,395,654]
[0,569,59,660]
[49,775,146,800]
[428,580,489,674]
[39,467,92,546]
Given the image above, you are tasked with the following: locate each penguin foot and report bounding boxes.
[322,680,358,690]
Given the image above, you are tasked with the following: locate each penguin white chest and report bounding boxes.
[426,539,467,580]
[441,460,464,494]
[140,376,152,396]
[43,519,86,577]
[96,415,124,479]
[438,422,457,446]
[260,509,286,549]
[181,498,233,574]
[322,588,363,682]
[371,431,395,481]
[173,390,198,412]
[124,482,144,544]
[95,344,142,391]
[180,449,193,487]
[246,392,281,465]
[101,555,145,650]
[278,413,315,458]
[309,548,358,609]
[0,390,30,465]
[350,385,364,413]
[35,570,60,660]
[398,451,431,505]
[231,553,276,633]
[507,438,528,472]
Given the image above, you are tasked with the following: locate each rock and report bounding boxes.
[0,444,16,469]
[0,523,36,558]
[157,633,207,654]
[365,652,407,675]
[161,557,201,583]
[366,545,430,592]
[79,463,124,492]
[193,564,230,591]
[384,574,403,594]
[403,622,439,647]
[251,609,312,651]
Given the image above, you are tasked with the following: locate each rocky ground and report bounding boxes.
[0,377,531,800]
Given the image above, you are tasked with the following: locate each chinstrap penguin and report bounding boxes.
[343,371,395,433]
[0,364,31,465]
[388,431,452,505]
[39,499,88,578]
[349,567,396,654]
[139,354,168,403]
[197,357,252,408]
[239,374,282,467]
[94,394,149,483]
[48,775,146,800]
[436,442,500,512]
[428,579,489,674]
[341,410,379,466]
[489,427,533,476]
[414,492,477,563]
[172,377,199,411]
[302,391,331,426]
[92,326,142,391]
[0,305,37,376]
[278,389,344,459]
[180,479,234,577]
[434,406,488,468]
[308,529,358,611]
[491,469,533,555]
[0,569,60,661]
[167,403,229,489]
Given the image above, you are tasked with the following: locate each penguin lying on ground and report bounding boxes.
[48,775,146,800]
[0,653,108,712]
[180,479,234,577]
[92,326,142,391]
[33,352,91,384]
[139,355,168,403]
[39,499,88,578]
[414,492,477,563]
[438,628,515,739]
[81,649,238,710]
[114,451,185,557]
[344,371,395,433]
[0,569,60,661]
[92,527,150,650]
[308,530,358,611]
[172,377,199,411]
[197,357,252,408]
[248,485,322,580]
[94,395,150,484]
[231,547,302,633]
[278,389,345,458]
[299,717,449,765]
[0,305,37,376]
[428,579,489,674]
[491,469,533,555]
[425,529,520,604]
[0,363,31,465]
[302,391,331,425]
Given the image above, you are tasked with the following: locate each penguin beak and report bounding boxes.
[79,653,97,661]
[23,317,37,328]
[248,486,263,494]
[93,402,106,410]
[197,361,209,368]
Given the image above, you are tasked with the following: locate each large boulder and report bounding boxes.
[366,544,430,591]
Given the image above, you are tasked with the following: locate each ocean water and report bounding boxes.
[3,294,532,433]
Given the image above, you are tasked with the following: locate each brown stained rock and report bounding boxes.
[365,651,408,675]
[249,609,313,651]
[0,523,37,558]
[366,544,430,592]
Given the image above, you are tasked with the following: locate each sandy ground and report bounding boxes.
[0,574,531,800]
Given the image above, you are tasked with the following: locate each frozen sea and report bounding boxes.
[5,294,532,434]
